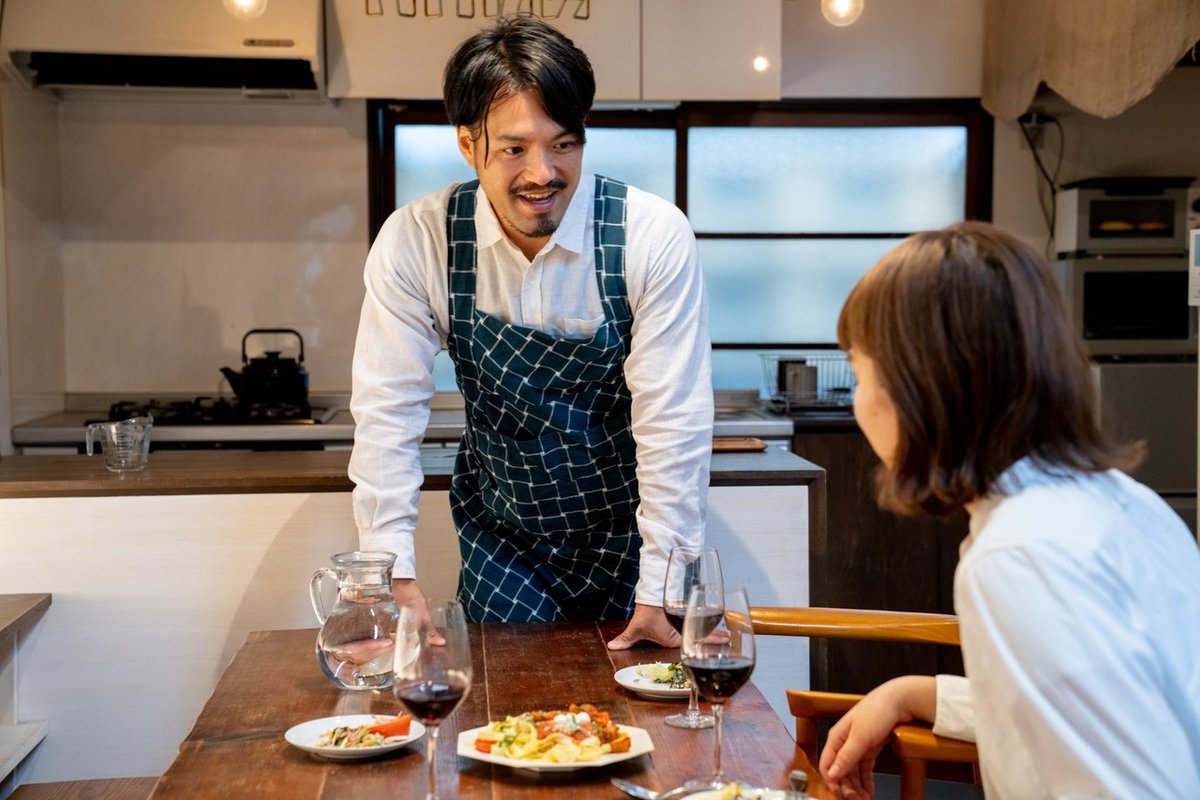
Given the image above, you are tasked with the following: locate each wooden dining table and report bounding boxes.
[149,621,835,798]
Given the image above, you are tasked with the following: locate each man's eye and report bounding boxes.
[556,141,578,151]
[503,147,523,156]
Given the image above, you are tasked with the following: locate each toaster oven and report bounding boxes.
[1054,176,1193,257]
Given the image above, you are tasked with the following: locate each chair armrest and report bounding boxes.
[890,723,978,763]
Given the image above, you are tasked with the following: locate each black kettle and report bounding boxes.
[221,328,310,410]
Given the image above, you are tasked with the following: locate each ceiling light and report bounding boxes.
[223,0,268,20]
[753,56,771,73]
[820,0,863,26]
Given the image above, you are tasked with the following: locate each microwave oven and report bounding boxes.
[1051,255,1198,357]
[1053,176,1193,257]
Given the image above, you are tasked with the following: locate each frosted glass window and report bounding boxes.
[394,125,673,208]
[582,128,674,202]
[688,127,967,233]
[394,126,473,207]
[701,239,897,343]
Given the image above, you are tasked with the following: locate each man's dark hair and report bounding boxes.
[443,14,594,150]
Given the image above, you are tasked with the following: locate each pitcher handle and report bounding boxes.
[85,423,99,456]
[310,567,337,624]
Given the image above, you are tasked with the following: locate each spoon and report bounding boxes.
[610,778,694,800]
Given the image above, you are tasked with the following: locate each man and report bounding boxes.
[349,14,712,650]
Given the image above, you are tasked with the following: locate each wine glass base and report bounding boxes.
[663,711,715,729]
[681,775,745,792]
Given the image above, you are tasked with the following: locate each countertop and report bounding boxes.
[0,447,823,499]
[12,394,802,448]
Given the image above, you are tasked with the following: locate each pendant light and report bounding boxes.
[820,0,864,27]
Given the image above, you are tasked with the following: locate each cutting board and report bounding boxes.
[712,437,769,453]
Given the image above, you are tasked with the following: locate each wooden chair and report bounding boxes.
[750,606,979,800]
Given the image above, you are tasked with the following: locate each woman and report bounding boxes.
[820,222,1200,798]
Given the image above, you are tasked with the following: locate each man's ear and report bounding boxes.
[457,125,477,168]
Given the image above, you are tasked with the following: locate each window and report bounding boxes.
[368,100,992,392]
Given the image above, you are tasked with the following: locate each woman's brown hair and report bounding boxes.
[837,221,1144,516]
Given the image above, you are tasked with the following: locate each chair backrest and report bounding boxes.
[750,606,960,645]
[750,605,975,800]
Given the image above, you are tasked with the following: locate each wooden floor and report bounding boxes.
[9,778,157,800]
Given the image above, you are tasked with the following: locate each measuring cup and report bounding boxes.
[85,416,153,472]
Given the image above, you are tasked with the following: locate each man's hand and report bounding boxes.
[606,603,680,650]
[818,675,936,798]
[391,578,445,645]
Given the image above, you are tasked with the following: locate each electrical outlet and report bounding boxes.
[1017,110,1048,149]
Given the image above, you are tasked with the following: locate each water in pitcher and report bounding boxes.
[310,551,400,691]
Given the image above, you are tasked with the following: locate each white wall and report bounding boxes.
[0,75,66,440]
[56,99,369,397]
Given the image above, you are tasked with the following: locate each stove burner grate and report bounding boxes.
[106,397,314,425]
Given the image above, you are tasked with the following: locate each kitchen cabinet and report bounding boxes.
[641,0,781,102]
[792,424,967,694]
[0,594,50,790]
[323,0,780,102]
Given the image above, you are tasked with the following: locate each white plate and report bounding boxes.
[456,724,653,772]
[684,790,796,800]
[614,663,692,700]
[284,714,426,761]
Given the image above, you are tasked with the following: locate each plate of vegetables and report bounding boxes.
[284,713,424,760]
[615,662,692,700]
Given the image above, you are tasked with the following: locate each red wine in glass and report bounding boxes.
[396,676,470,724]
[681,656,754,701]
[668,605,723,636]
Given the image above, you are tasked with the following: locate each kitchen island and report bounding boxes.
[0,447,821,786]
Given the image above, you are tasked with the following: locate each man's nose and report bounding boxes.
[523,146,557,185]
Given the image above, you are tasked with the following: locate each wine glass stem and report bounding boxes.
[712,703,725,781]
[687,684,701,718]
[425,724,440,800]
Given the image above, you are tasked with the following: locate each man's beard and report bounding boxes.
[510,179,567,239]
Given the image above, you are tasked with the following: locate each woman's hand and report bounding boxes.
[606,603,680,650]
[818,675,937,799]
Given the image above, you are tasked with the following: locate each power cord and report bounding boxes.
[1018,111,1065,259]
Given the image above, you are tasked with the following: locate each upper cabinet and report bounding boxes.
[641,0,781,102]
[324,0,780,102]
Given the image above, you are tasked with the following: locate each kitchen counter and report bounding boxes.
[0,447,820,499]
[1,444,821,783]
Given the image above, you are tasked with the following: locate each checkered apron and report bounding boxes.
[446,176,641,623]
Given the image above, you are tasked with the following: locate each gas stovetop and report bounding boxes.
[102,397,316,426]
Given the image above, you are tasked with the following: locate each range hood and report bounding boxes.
[0,0,324,101]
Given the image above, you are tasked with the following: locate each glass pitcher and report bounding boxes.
[310,551,400,691]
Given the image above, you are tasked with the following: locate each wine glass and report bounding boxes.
[680,584,755,791]
[663,545,724,729]
[392,600,472,800]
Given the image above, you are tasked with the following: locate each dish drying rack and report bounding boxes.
[761,350,856,413]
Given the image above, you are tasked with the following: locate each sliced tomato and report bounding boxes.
[474,738,495,753]
[367,714,413,737]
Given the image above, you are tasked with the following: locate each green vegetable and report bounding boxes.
[637,662,690,689]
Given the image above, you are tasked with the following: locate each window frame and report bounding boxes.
[367,98,994,349]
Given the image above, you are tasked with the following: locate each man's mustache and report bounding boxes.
[510,179,568,196]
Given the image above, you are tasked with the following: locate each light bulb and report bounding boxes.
[223,0,268,20]
[820,0,863,26]
[752,56,771,73]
